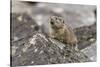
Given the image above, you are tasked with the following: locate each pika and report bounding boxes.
[49,16,78,51]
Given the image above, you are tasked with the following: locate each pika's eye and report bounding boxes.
[50,21,54,25]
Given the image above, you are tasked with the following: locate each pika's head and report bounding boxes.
[49,16,64,29]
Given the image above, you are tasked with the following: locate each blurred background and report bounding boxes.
[11,0,96,35]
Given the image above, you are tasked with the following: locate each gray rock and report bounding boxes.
[11,13,39,45]
[81,42,97,62]
[75,23,96,50]
[11,33,91,66]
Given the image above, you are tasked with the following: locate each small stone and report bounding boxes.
[12,46,18,56]
[39,50,44,54]
[17,15,22,21]
[22,44,32,52]
[30,25,35,28]
[89,38,95,42]
[34,48,38,53]
[31,61,35,64]
[29,35,37,45]
[63,56,66,59]
[18,54,21,57]
[12,49,16,56]
[90,57,94,61]
[22,47,27,52]
[13,36,19,41]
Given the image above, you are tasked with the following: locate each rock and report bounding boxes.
[81,42,97,62]
[75,23,96,50]
[11,33,91,66]
[11,13,39,45]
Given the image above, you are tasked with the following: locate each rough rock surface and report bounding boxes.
[75,23,96,50]
[81,42,97,62]
[11,13,39,46]
[11,33,91,66]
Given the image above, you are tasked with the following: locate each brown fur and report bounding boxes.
[49,16,78,51]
